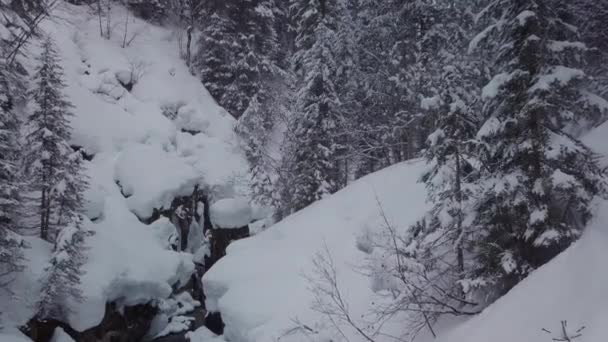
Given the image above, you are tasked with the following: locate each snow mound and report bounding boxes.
[203,160,429,341]
[69,192,194,331]
[210,198,252,229]
[114,144,201,219]
[186,326,227,342]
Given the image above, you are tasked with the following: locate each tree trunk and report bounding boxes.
[40,188,47,241]
[455,149,464,274]
[186,25,193,69]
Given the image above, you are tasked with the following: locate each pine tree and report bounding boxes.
[35,216,88,321]
[471,0,606,297]
[0,61,25,288]
[24,38,91,321]
[23,38,79,242]
[282,0,343,212]
[194,10,235,107]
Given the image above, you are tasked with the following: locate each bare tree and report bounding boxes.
[121,0,129,48]
[3,0,58,65]
[543,321,585,342]
[306,199,481,342]
[307,242,379,342]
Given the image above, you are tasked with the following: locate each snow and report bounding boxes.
[582,120,608,167]
[516,10,536,26]
[50,328,75,342]
[481,72,512,100]
[420,95,442,110]
[203,160,429,341]
[114,144,201,219]
[186,326,227,342]
[548,40,587,52]
[155,315,195,338]
[530,66,585,92]
[210,198,253,229]
[68,192,195,331]
[0,329,32,342]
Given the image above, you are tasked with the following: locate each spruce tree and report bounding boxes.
[194,10,235,107]
[0,61,25,288]
[471,0,606,297]
[23,38,79,242]
[24,38,91,322]
[36,216,88,321]
[284,0,343,212]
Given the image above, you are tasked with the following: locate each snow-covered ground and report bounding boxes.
[2,1,248,333]
[203,122,608,341]
[203,159,431,341]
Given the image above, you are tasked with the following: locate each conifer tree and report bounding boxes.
[471,0,606,296]
[283,0,343,212]
[23,38,81,242]
[194,10,235,107]
[24,38,91,322]
[0,62,25,288]
[35,216,88,321]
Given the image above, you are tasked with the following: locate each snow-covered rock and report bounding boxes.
[114,144,201,219]
[186,326,227,342]
[210,198,252,229]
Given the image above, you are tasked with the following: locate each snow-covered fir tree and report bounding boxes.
[0,61,25,289]
[194,8,235,109]
[35,215,89,322]
[470,0,606,297]
[22,38,82,242]
[280,0,343,213]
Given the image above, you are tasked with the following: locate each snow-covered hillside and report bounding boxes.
[204,160,430,341]
[1,0,247,334]
[203,121,608,342]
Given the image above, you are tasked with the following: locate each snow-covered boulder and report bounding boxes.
[210,198,252,229]
[114,144,201,219]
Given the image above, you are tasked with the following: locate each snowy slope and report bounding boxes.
[203,160,430,342]
[434,204,608,342]
[2,1,248,332]
[204,121,608,342]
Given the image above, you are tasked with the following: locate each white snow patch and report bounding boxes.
[210,198,253,229]
[186,326,227,342]
[51,328,75,342]
[114,144,201,219]
[530,66,585,92]
[482,72,512,100]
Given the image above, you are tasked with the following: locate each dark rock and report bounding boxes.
[205,225,249,270]
[180,129,201,136]
[22,302,157,342]
[204,312,224,336]
[78,302,158,342]
[70,145,95,161]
